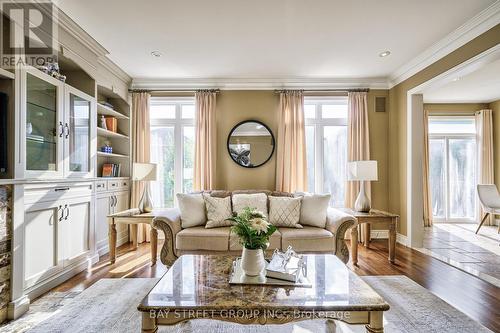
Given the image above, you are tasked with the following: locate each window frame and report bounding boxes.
[150,97,195,207]
[304,96,348,207]
[428,115,477,223]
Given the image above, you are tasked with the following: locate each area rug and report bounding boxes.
[0,276,491,333]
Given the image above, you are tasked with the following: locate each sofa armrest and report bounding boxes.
[152,208,182,266]
[326,208,357,264]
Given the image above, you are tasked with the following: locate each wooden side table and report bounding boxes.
[108,208,158,265]
[339,208,399,265]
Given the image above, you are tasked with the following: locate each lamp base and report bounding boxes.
[138,182,153,213]
[354,181,371,212]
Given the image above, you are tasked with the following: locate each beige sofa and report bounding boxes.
[152,190,357,266]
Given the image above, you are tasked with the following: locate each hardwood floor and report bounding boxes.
[50,240,500,332]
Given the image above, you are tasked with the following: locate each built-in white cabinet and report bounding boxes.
[23,200,64,289]
[64,85,97,178]
[22,183,94,292]
[62,196,92,266]
[19,67,96,179]
[95,179,130,255]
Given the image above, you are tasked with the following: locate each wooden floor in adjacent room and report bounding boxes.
[51,240,500,332]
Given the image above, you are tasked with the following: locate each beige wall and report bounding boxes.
[214,90,391,218]
[367,90,390,211]
[388,23,500,236]
[424,103,489,113]
[215,91,279,190]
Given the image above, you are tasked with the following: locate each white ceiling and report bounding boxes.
[423,56,500,103]
[54,0,496,81]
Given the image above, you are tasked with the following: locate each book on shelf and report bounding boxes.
[102,163,121,177]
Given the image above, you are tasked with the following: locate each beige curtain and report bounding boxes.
[476,109,494,225]
[131,92,151,243]
[423,110,433,227]
[345,92,370,208]
[193,91,217,191]
[275,90,307,192]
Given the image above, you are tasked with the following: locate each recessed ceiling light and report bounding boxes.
[151,51,162,58]
[379,50,391,58]
[452,77,461,82]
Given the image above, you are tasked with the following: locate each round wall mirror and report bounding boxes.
[227,120,275,168]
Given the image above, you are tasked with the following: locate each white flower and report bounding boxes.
[253,210,266,218]
[250,217,269,233]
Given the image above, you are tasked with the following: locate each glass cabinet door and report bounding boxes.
[68,93,90,174]
[26,72,60,174]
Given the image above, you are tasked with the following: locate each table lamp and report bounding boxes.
[133,163,157,213]
[348,160,378,212]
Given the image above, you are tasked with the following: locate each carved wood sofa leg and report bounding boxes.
[334,220,355,264]
[152,218,179,267]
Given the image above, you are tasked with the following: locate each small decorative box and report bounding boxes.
[266,246,306,282]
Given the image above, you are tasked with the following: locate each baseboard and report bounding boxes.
[24,254,100,302]
[7,295,30,320]
[96,230,129,257]
[370,230,389,239]
[396,233,408,246]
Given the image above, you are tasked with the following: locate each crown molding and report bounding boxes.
[53,6,109,58]
[131,77,389,90]
[389,1,500,88]
[98,56,132,84]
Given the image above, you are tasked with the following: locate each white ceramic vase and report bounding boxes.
[241,248,266,276]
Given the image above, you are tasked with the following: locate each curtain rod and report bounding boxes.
[129,89,220,93]
[274,88,369,93]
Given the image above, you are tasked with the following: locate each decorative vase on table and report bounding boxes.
[229,207,276,276]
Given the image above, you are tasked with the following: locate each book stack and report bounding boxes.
[102,163,121,177]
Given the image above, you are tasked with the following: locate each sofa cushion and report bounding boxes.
[176,227,231,251]
[176,193,206,228]
[296,193,331,228]
[232,193,268,216]
[204,195,233,228]
[279,227,334,252]
[269,196,303,228]
[229,229,282,251]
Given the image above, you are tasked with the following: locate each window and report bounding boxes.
[150,97,195,207]
[428,117,477,222]
[305,97,348,207]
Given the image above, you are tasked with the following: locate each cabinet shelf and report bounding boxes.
[97,127,129,140]
[97,103,129,119]
[27,101,56,113]
[27,136,56,144]
[97,151,130,159]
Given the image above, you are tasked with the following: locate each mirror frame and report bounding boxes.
[226,120,275,168]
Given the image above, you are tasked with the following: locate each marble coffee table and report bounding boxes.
[138,254,389,333]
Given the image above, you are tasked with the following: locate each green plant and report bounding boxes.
[229,207,277,250]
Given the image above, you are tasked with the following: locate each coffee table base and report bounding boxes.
[141,310,384,333]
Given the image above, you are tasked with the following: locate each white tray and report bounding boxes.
[228,258,312,287]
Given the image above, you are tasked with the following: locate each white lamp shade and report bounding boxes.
[132,163,157,181]
[348,160,378,181]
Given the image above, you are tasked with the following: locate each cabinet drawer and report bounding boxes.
[118,179,130,190]
[24,182,93,205]
[107,180,120,190]
[95,181,107,192]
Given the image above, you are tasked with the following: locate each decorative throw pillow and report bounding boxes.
[204,195,233,228]
[268,196,302,228]
[176,193,206,228]
[232,193,268,216]
[296,193,331,228]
